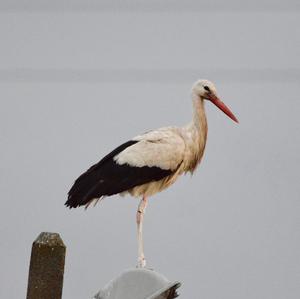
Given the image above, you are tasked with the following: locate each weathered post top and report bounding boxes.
[26,232,66,299]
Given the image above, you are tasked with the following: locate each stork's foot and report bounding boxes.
[137,257,146,268]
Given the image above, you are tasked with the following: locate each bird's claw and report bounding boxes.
[137,258,146,268]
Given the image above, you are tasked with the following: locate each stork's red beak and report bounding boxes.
[209,95,239,123]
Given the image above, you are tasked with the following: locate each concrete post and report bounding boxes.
[26,232,66,299]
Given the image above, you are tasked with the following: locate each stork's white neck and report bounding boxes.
[191,94,207,135]
[182,93,208,173]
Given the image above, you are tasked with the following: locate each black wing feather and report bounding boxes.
[65,140,172,208]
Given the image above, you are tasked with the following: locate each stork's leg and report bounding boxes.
[136,195,148,268]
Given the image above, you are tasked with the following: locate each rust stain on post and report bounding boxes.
[26,232,66,299]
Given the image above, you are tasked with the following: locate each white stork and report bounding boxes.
[66,79,238,267]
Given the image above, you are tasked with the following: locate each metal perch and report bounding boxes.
[94,268,181,299]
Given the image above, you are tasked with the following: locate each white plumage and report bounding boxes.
[66,79,238,267]
[115,128,185,171]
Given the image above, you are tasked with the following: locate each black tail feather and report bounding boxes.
[65,140,172,208]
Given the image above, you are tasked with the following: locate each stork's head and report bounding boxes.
[192,79,238,123]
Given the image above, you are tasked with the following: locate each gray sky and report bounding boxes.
[0,2,299,299]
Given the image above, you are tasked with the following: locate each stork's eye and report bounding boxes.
[204,86,210,92]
